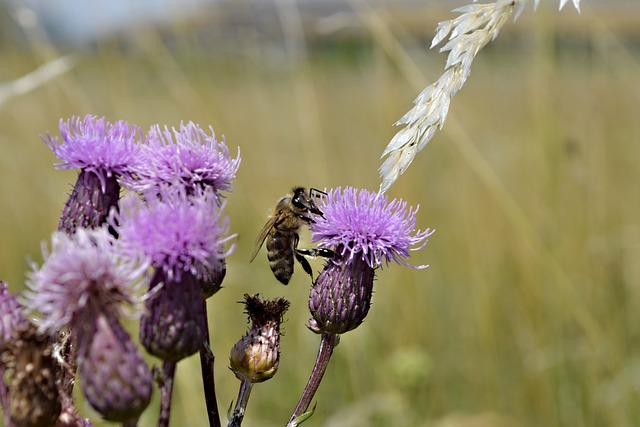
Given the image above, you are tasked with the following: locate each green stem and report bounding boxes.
[122,418,139,427]
[286,333,338,426]
[200,300,222,427]
[227,379,254,427]
[157,361,176,427]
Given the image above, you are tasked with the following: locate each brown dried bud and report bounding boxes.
[229,295,289,383]
[3,323,62,427]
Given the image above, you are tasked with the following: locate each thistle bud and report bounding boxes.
[78,313,152,422]
[58,169,121,234]
[308,254,374,335]
[2,323,61,427]
[140,269,205,362]
[229,295,289,383]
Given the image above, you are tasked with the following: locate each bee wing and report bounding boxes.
[249,216,278,263]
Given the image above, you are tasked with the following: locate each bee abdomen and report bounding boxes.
[266,233,294,285]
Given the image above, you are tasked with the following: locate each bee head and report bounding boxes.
[291,187,324,217]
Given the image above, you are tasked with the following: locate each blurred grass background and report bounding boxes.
[1,1,640,426]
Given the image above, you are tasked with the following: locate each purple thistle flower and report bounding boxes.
[115,186,234,360]
[22,227,152,421]
[311,187,434,269]
[22,227,149,334]
[43,115,142,192]
[124,122,240,197]
[307,187,434,335]
[115,185,235,282]
[43,115,143,234]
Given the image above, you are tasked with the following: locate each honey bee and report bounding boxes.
[250,187,333,285]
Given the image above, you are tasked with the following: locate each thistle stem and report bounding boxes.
[200,300,222,427]
[227,379,253,427]
[286,332,338,426]
[157,361,176,427]
[122,418,139,427]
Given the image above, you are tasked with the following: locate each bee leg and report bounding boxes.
[310,188,327,197]
[316,248,334,258]
[293,234,314,278]
[296,213,315,224]
[295,251,314,278]
[296,247,335,259]
[295,247,336,282]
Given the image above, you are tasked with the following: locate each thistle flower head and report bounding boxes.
[308,187,433,335]
[229,294,290,383]
[22,227,149,334]
[115,185,235,282]
[43,115,142,192]
[311,187,434,269]
[125,122,240,196]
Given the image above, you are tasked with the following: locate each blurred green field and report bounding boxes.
[1,2,640,427]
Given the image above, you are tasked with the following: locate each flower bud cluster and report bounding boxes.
[4,115,240,424]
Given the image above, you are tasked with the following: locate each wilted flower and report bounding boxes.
[228,295,290,427]
[22,227,153,421]
[43,115,143,234]
[124,122,240,197]
[0,285,60,427]
[2,323,62,427]
[229,294,290,383]
[308,187,434,335]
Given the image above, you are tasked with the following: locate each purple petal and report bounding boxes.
[311,187,434,269]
